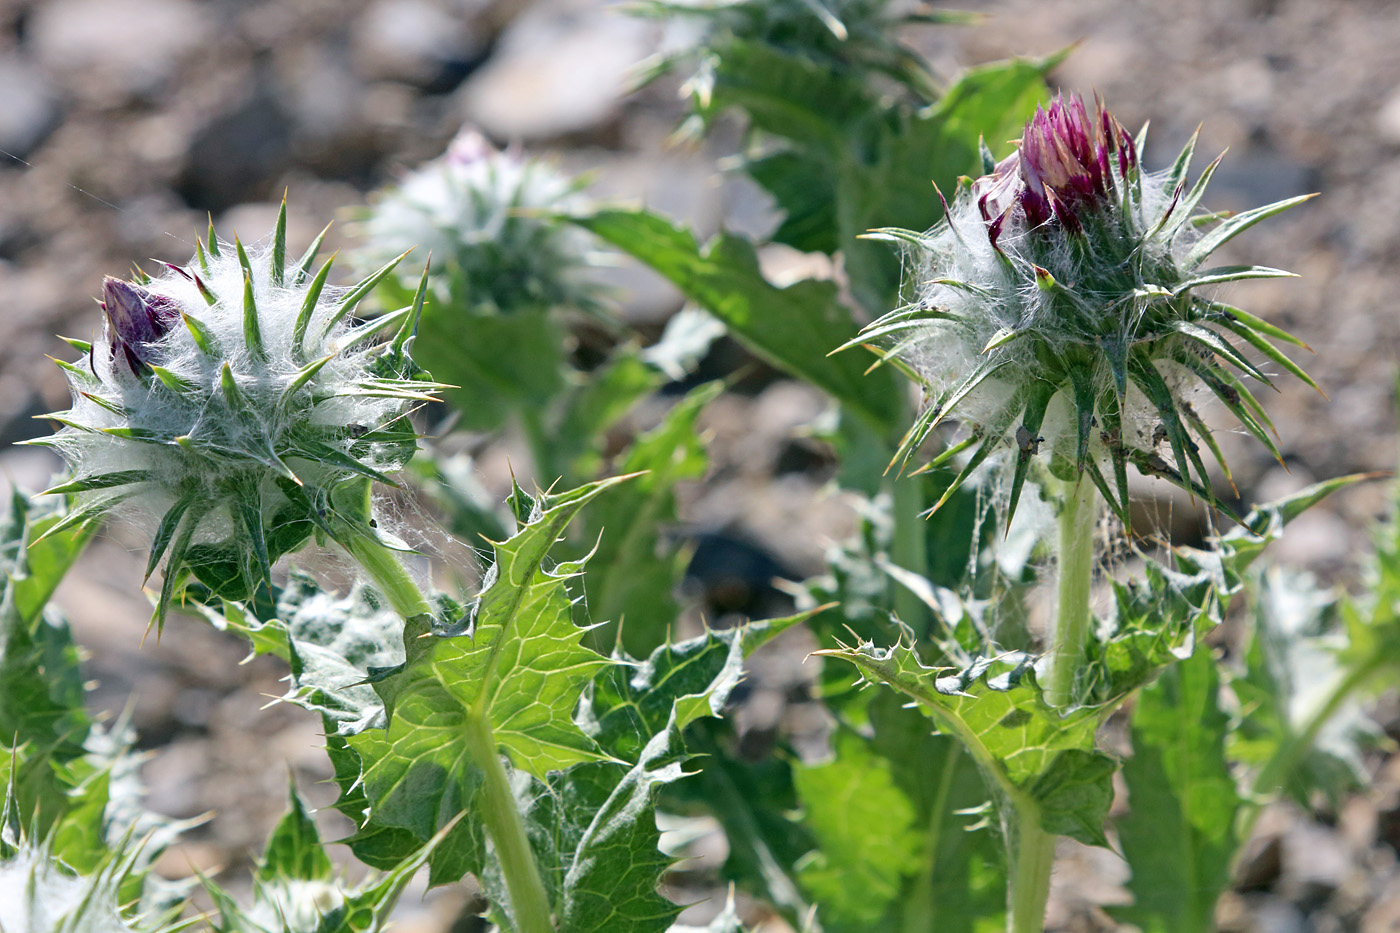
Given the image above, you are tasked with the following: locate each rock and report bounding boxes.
[1283,821,1355,904]
[0,446,61,498]
[1376,86,1400,146]
[0,56,60,159]
[28,0,214,104]
[175,79,294,213]
[352,0,487,90]
[455,0,654,138]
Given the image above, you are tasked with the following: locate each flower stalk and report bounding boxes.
[1008,800,1056,933]
[462,710,555,933]
[339,515,554,933]
[1047,478,1100,708]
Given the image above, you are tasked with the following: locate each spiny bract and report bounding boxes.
[33,201,441,627]
[0,800,183,933]
[357,127,595,317]
[851,92,1320,527]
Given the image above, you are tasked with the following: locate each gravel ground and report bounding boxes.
[1,0,1397,928]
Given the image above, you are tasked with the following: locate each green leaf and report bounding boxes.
[257,781,332,885]
[815,644,1113,846]
[572,209,900,431]
[671,719,815,921]
[413,305,566,431]
[576,382,718,655]
[4,493,96,626]
[589,610,814,763]
[1115,649,1240,933]
[345,478,628,885]
[205,782,446,933]
[862,694,1006,933]
[544,613,812,932]
[0,600,90,774]
[1172,264,1296,294]
[556,725,689,933]
[793,728,923,927]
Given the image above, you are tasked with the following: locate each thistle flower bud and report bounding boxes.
[102,277,178,351]
[853,93,1320,526]
[356,127,595,317]
[33,201,442,626]
[974,94,1136,243]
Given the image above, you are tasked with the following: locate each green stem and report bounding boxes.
[341,529,435,621]
[913,704,1054,933]
[890,469,930,635]
[462,710,555,933]
[1008,798,1056,933]
[341,526,553,932]
[1047,478,1099,708]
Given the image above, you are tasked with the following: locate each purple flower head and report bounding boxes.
[443,127,497,168]
[101,276,178,370]
[972,93,1136,247]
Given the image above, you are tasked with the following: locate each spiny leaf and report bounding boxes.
[242,273,265,361]
[40,470,148,496]
[292,253,335,361]
[324,249,412,337]
[572,209,901,432]
[1213,316,1324,397]
[292,221,332,286]
[270,193,287,287]
[144,490,199,582]
[1172,265,1296,294]
[1005,379,1056,530]
[1114,649,1240,933]
[814,643,1113,846]
[1185,193,1317,269]
[345,477,632,884]
[1206,300,1311,350]
[393,261,431,354]
[181,311,218,356]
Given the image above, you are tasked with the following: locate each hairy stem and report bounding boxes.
[343,527,553,932]
[463,710,555,933]
[1008,799,1056,933]
[1047,478,1099,708]
[890,469,930,634]
[341,529,435,621]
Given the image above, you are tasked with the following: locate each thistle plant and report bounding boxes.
[860,92,1318,524]
[31,201,440,627]
[852,92,1319,702]
[634,0,974,110]
[353,127,605,439]
[357,127,596,318]
[835,91,1322,932]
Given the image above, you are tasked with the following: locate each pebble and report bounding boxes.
[455,0,654,138]
[176,81,294,213]
[28,0,214,103]
[1376,86,1400,146]
[0,56,60,159]
[352,0,485,88]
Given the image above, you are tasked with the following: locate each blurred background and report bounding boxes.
[1,0,1398,929]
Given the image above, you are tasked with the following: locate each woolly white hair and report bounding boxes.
[37,220,439,618]
[50,238,418,525]
[898,162,1196,465]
